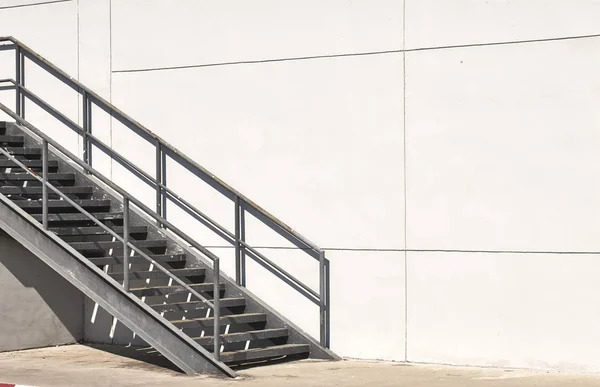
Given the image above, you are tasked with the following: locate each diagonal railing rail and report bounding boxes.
[0,36,330,348]
[0,106,224,363]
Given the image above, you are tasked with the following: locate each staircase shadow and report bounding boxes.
[230,352,310,371]
[84,343,182,373]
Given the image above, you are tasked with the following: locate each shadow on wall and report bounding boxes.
[0,229,83,350]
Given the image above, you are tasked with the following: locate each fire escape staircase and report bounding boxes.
[0,36,338,377]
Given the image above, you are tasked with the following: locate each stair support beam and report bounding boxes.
[0,194,236,376]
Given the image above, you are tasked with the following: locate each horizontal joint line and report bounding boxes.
[197,246,600,255]
[112,32,600,74]
[0,0,72,10]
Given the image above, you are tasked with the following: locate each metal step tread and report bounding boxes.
[2,186,93,196]
[0,135,24,144]
[170,313,267,328]
[194,328,289,346]
[149,298,246,313]
[50,225,147,236]
[0,147,41,156]
[0,172,75,180]
[221,344,310,363]
[108,267,205,280]
[130,282,225,297]
[88,253,185,265]
[0,159,58,168]
[15,199,110,208]
[32,212,123,222]
[69,239,167,250]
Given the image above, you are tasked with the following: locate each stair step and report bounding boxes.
[221,344,310,364]
[32,212,123,225]
[194,328,289,347]
[108,268,205,281]
[0,135,24,145]
[88,253,185,266]
[69,239,167,251]
[0,147,41,159]
[170,313,267,329]
[149,298,246,313]
[0,172,75,184]
[130,282,225,297]
[50,225,147,237]
[1,186,93,198]
[15,199,111,213]
[0,159,58,170]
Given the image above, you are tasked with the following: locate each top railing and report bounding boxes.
[0,36,330,348]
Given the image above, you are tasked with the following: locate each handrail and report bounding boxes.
[0,36,331,348]
[0,35,322,255]
[0,84,320,304]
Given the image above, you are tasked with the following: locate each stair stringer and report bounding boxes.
[0,193,236,377]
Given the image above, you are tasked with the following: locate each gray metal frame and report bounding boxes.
[0,36,331,348]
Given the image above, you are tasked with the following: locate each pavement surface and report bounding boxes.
[1,345,600,387]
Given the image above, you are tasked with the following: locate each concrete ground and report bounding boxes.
[1,345,600,387]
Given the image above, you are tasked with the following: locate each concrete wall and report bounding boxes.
[1,0,600,372]
[0,230,83,351]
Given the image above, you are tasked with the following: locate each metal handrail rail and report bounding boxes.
[0,36,330,347]
[0,79,321,304]
[0,35,321,255]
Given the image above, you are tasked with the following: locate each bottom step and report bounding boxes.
[221,344,310,364]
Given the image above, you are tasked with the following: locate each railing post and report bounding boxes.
[325,257,331,348]
[240,208,246,286]
[42,139,48,230]
[123,197,130,292]
[82,91,92,168]
[213,258,221,361]
[15,46,22,118]
[319,250,328,348]
[234,196,247,287]
[155,139,166,227]
[234,196,241,285]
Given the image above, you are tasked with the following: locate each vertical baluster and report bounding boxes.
[319,250,327,347]
[87,96,93,167]
[325,257,331,348]
[161,149,167,220]
[82,91,88,165]
[213,258,221,361]
[15,46,21,118]
[123,197,130,291]
[42,140,48,230]
[155,140,163,227]
[234,196,241,285]
[240,207,246,286]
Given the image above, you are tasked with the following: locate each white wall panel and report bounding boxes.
[407,251,600,371]
[405,38,600,252]
[111,0,403,71]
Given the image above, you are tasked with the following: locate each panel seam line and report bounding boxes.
[111,32,600,74]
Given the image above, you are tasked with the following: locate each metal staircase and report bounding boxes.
[0,36,338,376]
